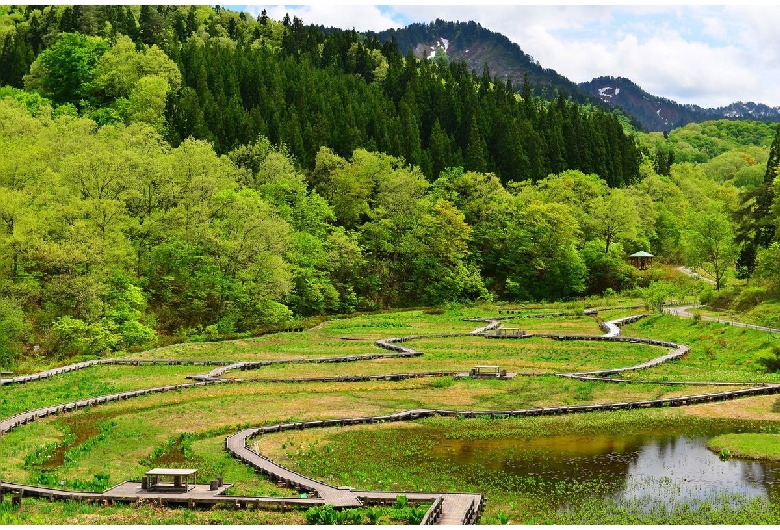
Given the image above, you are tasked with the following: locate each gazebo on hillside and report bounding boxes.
[628,251,654,270]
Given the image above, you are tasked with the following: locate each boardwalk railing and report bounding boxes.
[2,307,779,524]
[419,495,444,525]
[461,496,486,525]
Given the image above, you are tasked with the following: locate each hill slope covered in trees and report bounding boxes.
[0,5,778,369]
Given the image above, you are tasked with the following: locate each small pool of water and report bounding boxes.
[428,426,780,509]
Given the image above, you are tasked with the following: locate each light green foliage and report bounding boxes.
[0,102,300,349]
[0,86,53,116]
[640,281,676,312]
[0,297,29,367]
[665,120,776,165]
[732,163,765,189]
[230,138,342,315]
[313,149,486,307]
[671,163,736,211]
[682,209,738,290]
[125,75,169,128]
[102,272,156,348]
[52,316,121,356]
[701,149,764,184]
[586,188,640,253]
[581,241,637,294]
[401,198,489,304]
[533,170,607,233]
[90,35,181,100]
[503,200,586,301]
[51,274,155,356]
[754,242,780,295]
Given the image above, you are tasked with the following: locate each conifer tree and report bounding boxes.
[735,124,780,275]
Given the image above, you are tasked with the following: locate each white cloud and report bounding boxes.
[237,5,404,31]
[701,17,727,42]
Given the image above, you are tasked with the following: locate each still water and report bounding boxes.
[428,427,780,509]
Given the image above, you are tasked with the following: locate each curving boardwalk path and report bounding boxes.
[664,305,780,334]
[3,307,780,524]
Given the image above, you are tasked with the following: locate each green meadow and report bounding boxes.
[3,303,780,524]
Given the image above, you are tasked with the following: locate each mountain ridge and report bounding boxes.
[368,20,780,131]
[580,76,780,132]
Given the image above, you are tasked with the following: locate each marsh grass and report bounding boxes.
[694,301,780,330]
[0,497,308,524]
[0,365,203,418]
[622,314,780,383]
[258,412,780,524]
[410,336,665,373]
[707,432,780,460]
[5,301,780,524]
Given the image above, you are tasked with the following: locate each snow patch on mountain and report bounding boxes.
[597,86,620,100]
[427,37,451,59]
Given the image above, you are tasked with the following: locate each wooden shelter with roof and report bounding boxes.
[142,468,197,493]
[628,251,654,270]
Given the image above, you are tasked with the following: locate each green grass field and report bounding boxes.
[3,300,780,524]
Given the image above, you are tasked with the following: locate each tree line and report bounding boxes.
[0,5,779,366]
[1,5,640,186]
[1,95,770,364]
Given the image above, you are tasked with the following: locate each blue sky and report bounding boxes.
[224,5,780,108]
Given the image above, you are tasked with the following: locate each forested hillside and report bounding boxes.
[0,5,638,185]
[0,5,779,367]
[367,19,595,105]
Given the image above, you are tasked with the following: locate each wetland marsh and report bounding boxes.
[3,304,780,524]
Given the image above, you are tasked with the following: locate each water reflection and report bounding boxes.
[428,427,780,509]
[614,436,773,509]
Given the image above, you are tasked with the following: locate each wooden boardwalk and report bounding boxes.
[0,480,324,509]
[225,424,485,523]
[4,308,780,524]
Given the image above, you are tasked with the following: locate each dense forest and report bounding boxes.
[0,5,639,185]
[0,5,779,367]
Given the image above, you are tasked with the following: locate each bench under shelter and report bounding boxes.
[142,468,198,492]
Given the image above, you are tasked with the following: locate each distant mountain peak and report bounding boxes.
[369,20,595,105]
[580,75,780,131]
[370,21,780,132]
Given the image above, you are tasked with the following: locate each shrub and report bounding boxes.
[733,286,769,312]
[698,286,714,305]
[709,288,737,310]
[756,346,780,373]
[51,316,121,357]
[0,298,30,368]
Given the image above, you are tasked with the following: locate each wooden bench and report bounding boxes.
[470,365,501,378]
[496,328,526,337]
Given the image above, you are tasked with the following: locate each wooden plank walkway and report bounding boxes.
[2,306,777,524]
[225,425,484,522]
[0,480,324,509]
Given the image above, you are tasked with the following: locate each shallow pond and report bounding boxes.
[429,425,780,509]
